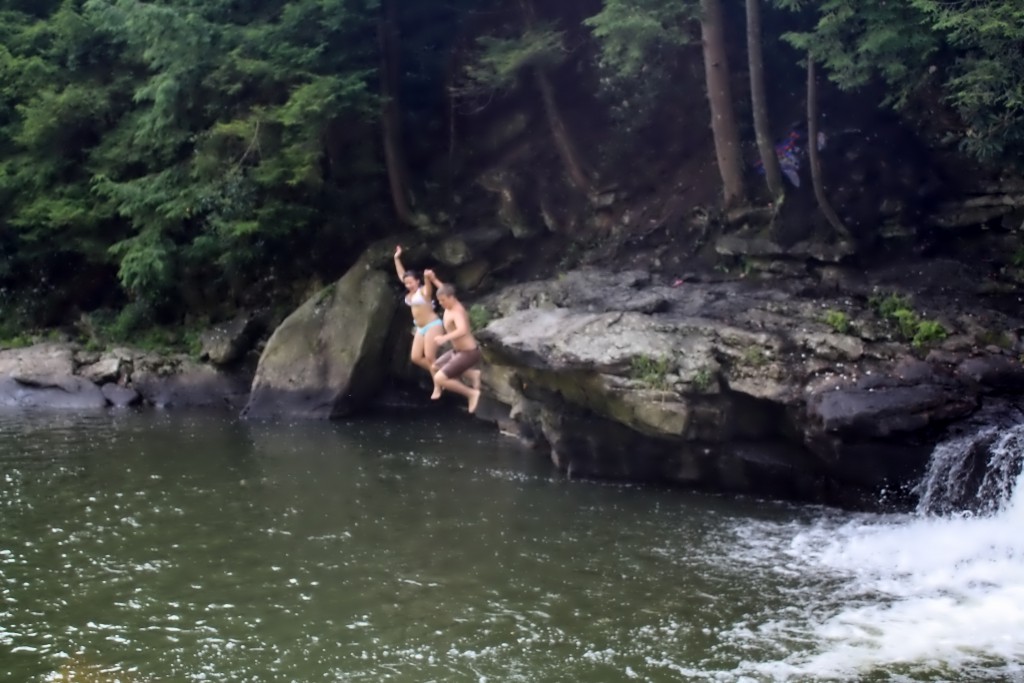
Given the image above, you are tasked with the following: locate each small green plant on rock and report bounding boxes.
[892,308,920,340]
[870,292,912,319]
[869,291,947,349]
[823,309,850,334]
[912,320,947,348]
[630,354,672,390]
[691,366,714,391]
[469,304,493,330]
[742,346,769,367]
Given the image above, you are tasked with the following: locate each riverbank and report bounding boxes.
[0,342,250,410]
[3,255,1023,511]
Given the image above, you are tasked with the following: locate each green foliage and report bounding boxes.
[869,292,912,319]
[869,292,947,348]
[78,303,205,354]
[585,0,697,134]
[779,0,1024,161]
[585,0,696,79]
[910,1,1024,160]
[823,309,850,334]
[691,366,714,392]
[0,0,383,324]
[1,0,1023,339]
[912,319,947,348]
[468,304,493,330]
[630,354,673,389]
[0,334,34,350]
[459,27,566,97]
[742,347,769,368]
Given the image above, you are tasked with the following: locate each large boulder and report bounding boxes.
[0,375,107,410]
[0,343,75,377]
[133,359,250,410]
[199,312,265,365]
[242,261,397,419]
[0,343,107,410]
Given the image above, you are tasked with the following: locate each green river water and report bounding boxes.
[2,410,1022,682]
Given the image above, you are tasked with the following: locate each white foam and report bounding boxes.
[728,425,1024,681]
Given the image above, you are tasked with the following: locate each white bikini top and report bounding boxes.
[405,288,431,307]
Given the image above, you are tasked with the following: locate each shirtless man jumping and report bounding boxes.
[424,270,482,414]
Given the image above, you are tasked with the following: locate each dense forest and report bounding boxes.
[1,0,1022,349]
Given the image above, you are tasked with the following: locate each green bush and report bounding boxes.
[913,320,948,348]
[0,334,33,350]
[742,346,769,367]
[823,309,850,334]
[469,304,493,331]
[892,308,920,340]
[870,291,947,348]
[869,293,912,319]
[630,354,673,389]
[691,366,714,391]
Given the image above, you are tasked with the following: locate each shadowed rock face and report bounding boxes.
[242,262,397,420]
[474,268,1024,509]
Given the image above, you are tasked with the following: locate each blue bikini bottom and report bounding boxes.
[415,319,443,336]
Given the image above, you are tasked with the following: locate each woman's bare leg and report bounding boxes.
[424,325,442,373]
[410,331,429,372]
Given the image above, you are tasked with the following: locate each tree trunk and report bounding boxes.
[520,0,595,199]
[806,55,851,239]
[745,0,784,199]
[378,0,416,226]
[534,68,596,197]
[700,0,745,209]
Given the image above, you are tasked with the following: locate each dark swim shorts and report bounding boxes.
[436,347,481,379]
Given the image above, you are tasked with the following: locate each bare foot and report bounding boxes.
[468,389,481,414]
[430,386,442,400]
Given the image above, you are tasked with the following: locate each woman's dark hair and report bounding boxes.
[403,270,421,283]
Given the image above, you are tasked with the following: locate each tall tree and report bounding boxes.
[699,0,745,208]
[746,0,784,198]
[456,8,595,198]
[805,54,849,239]
[520,0,596,198]
[378,0,417,225]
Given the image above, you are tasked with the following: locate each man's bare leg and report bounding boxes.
[434,371,481,413]
[464,368,481,391]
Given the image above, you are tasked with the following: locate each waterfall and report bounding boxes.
[915,422,1024,516]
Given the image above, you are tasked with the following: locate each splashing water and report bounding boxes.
[723,422,1024,681]
[916,424,1024,516]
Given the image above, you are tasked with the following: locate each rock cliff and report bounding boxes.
[471,268,1024,508]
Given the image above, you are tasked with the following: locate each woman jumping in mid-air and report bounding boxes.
[393,245,443,380]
